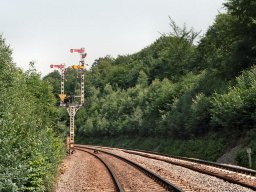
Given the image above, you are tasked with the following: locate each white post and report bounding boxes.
[246,148,252,168]
[80,72,85,105]
[60,68,66,106]
[61,69,65,95]
[80,49,85,105]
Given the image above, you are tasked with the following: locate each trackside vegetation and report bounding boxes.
[44,0,256,169]
[0,36,65,191]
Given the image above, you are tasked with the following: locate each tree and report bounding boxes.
[0,35,65,191]
[225,0,256,71]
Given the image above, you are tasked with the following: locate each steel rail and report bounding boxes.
[77,144,256,191]
[74,147,124,192]
[117,149,256,191]
[82,144,256,176]
[125,148,256,176]
[75,145,183,192]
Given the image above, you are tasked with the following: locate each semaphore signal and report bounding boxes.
[50,64,65,69]
[70,48,85,53]
[49,48,87,153]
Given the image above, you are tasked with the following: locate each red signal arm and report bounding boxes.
[70,48,85,53]
[50,64,65,69]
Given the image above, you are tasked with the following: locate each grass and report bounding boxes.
[78,135,225,162]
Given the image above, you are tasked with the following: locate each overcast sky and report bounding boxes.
[0,0,224,76]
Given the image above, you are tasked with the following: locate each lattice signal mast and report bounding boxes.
[50,48,87,153]
[70,48,86,106]
[67,48,86,151]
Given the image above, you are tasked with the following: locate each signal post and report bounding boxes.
[66,48,86,151]
[50,48,86,153]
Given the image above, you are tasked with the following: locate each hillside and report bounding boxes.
[44,0,256,169]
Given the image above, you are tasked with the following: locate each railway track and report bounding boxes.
[75,146,183,192]
[76,144,256,191]
[74,147,124,192]
[120,149,256,191]
[122,148,256,176]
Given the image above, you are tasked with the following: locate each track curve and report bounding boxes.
[75,145,183,192]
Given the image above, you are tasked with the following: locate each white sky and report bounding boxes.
[0,0,224,77]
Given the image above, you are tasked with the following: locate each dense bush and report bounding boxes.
[79,136,225,162]
[0,36,65,191]
[211,66,256,132]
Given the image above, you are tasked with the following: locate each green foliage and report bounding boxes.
[80,136,225,162]
[197,14,242,79]
[211,66,256,132]
[43,70,61,97]
[186,93,211,135]
[235,128,256,169]
[197,0,256,78]
[0,36,65,191]
[72,10,256,143]
[46,3,256,168]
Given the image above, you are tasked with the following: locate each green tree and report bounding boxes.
[0,35,65,191]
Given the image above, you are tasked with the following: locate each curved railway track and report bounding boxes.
[76,144,256,191]
[75,146,183,192]
[123,148,256,176]
[74,147,124,192]
[120,149,256,191]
